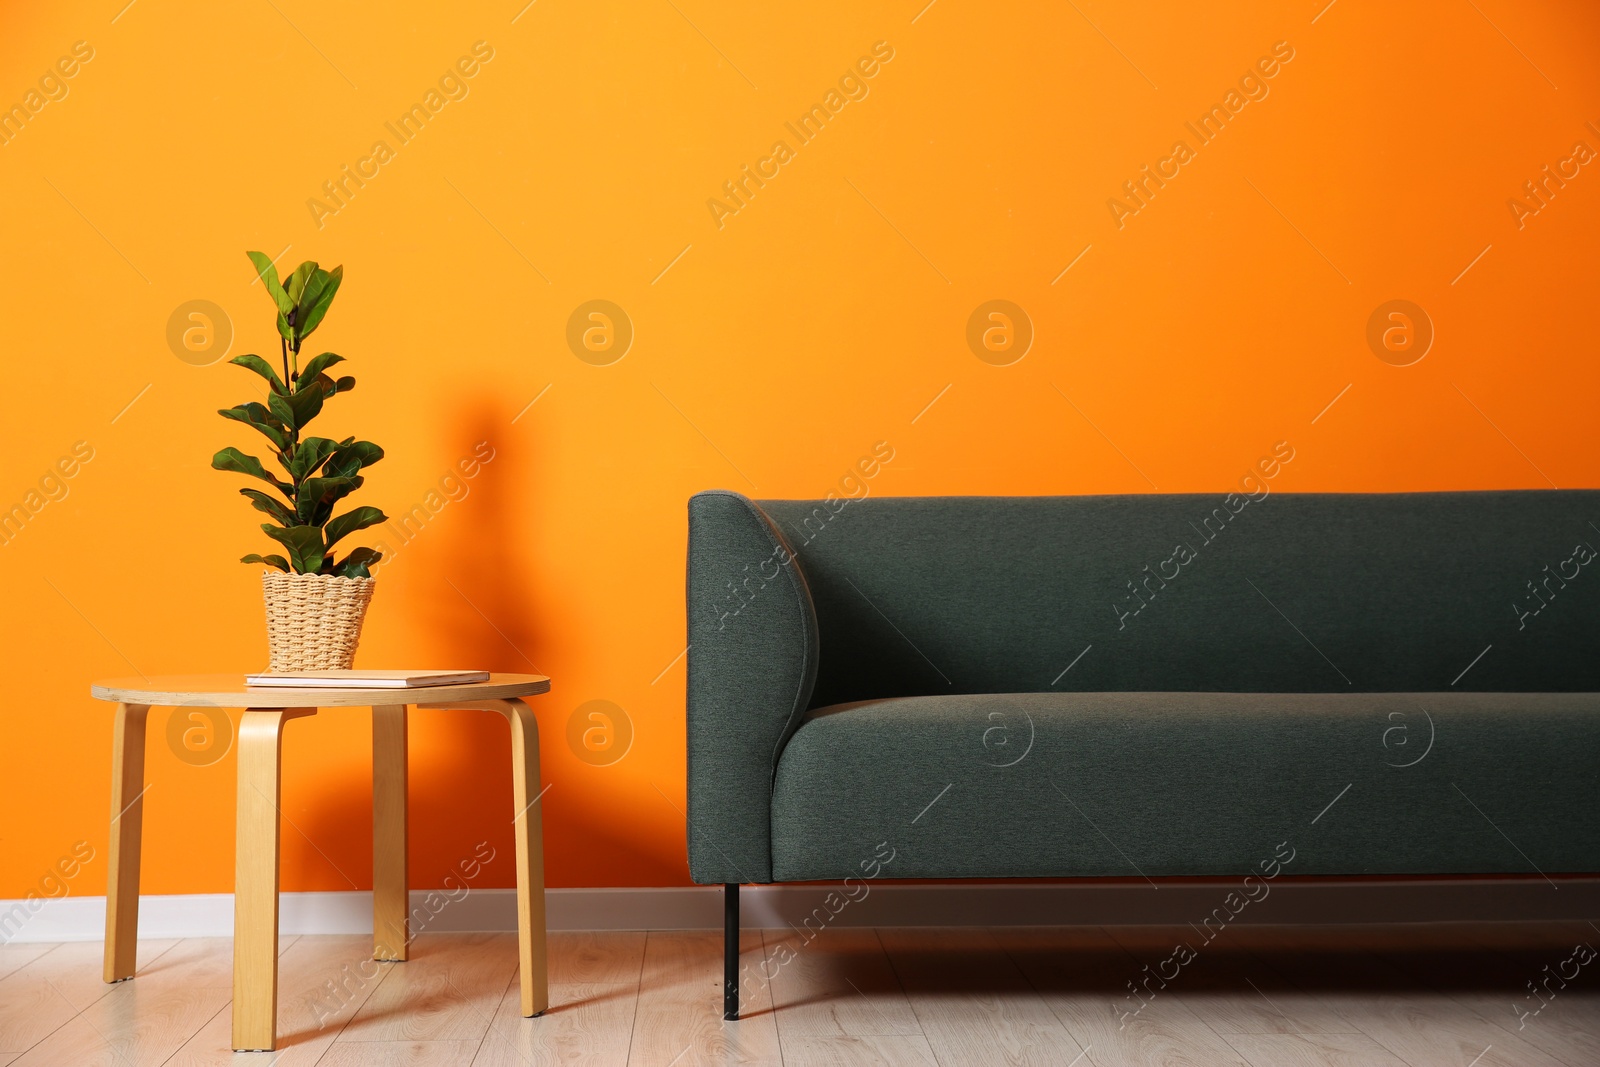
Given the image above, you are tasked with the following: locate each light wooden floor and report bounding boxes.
[0,923,1594,1065]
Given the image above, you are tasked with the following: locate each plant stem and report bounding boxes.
[279,336,290,390]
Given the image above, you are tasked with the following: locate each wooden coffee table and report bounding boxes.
[90,673,552,1052]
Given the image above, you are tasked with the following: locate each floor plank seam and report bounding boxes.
[156,998,231,1067]
[995,933,1094,1064]
[11,939,184,1063]
[870,928,945,1067]
[1373,944,1589,1067]
[320,944,404,1060]
[1213,1030,1255,1067]
[622,930,648,1067]
[768,929,794,1067]
[470,961,524,1067]
[628,933,649,1062]
[1109,934,1269,1064]
[1239,938,1423,1067]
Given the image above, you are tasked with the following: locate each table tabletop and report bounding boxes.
[90,673,551,708]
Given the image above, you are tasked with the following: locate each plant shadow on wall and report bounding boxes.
[392,399,556,885]
[419,399,542,672]
[412,398,678,886]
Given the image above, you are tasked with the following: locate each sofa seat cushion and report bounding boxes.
[768,691,1600,882]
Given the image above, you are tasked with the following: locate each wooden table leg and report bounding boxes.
[418,696,549,1017]
[372,704,409,961]
[500,697,549,1017]
[103,703,150,983]
[232,708,315,1053]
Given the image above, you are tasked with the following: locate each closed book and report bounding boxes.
[245,669,490,689]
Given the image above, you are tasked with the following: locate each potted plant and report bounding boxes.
[213,252,388,671]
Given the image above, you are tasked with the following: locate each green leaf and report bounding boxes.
[309,373,355,398]
[241,553,292,572]
[290,385,324,428]
[285,261,317,306]
[295,265,343,340]
[325,505,387,549]
[298,352,345,385]
[229,354,286,395]
[246,251,294,318]
[218,405,286,450]
[276,310,294,345]
[314,481,362,526]
[239,401,284,428]
[261,524,325,574]
[240,488,297,526]
[267,384,324,431]
[332,546,382,578]
[266,390,293,429]
[212,447,293,496]
[296,475,361,524]
[326,440,383,477]
[284,436,340,480]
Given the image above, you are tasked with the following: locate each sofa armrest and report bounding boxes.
[686,490,819,884]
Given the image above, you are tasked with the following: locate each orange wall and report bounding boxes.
[2,0,1598,899]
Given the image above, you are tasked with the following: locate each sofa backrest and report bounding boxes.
[752,489,1600,706]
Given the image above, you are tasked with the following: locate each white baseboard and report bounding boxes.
[3,880,1595,944]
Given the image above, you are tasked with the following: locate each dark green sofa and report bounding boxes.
[685,488,1600,1017]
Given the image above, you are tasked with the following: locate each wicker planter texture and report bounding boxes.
[261,571,376,672]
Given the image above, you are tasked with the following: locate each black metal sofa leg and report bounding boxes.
[723,883,740,1020]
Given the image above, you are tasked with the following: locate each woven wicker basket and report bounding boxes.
[261,571,376,672]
